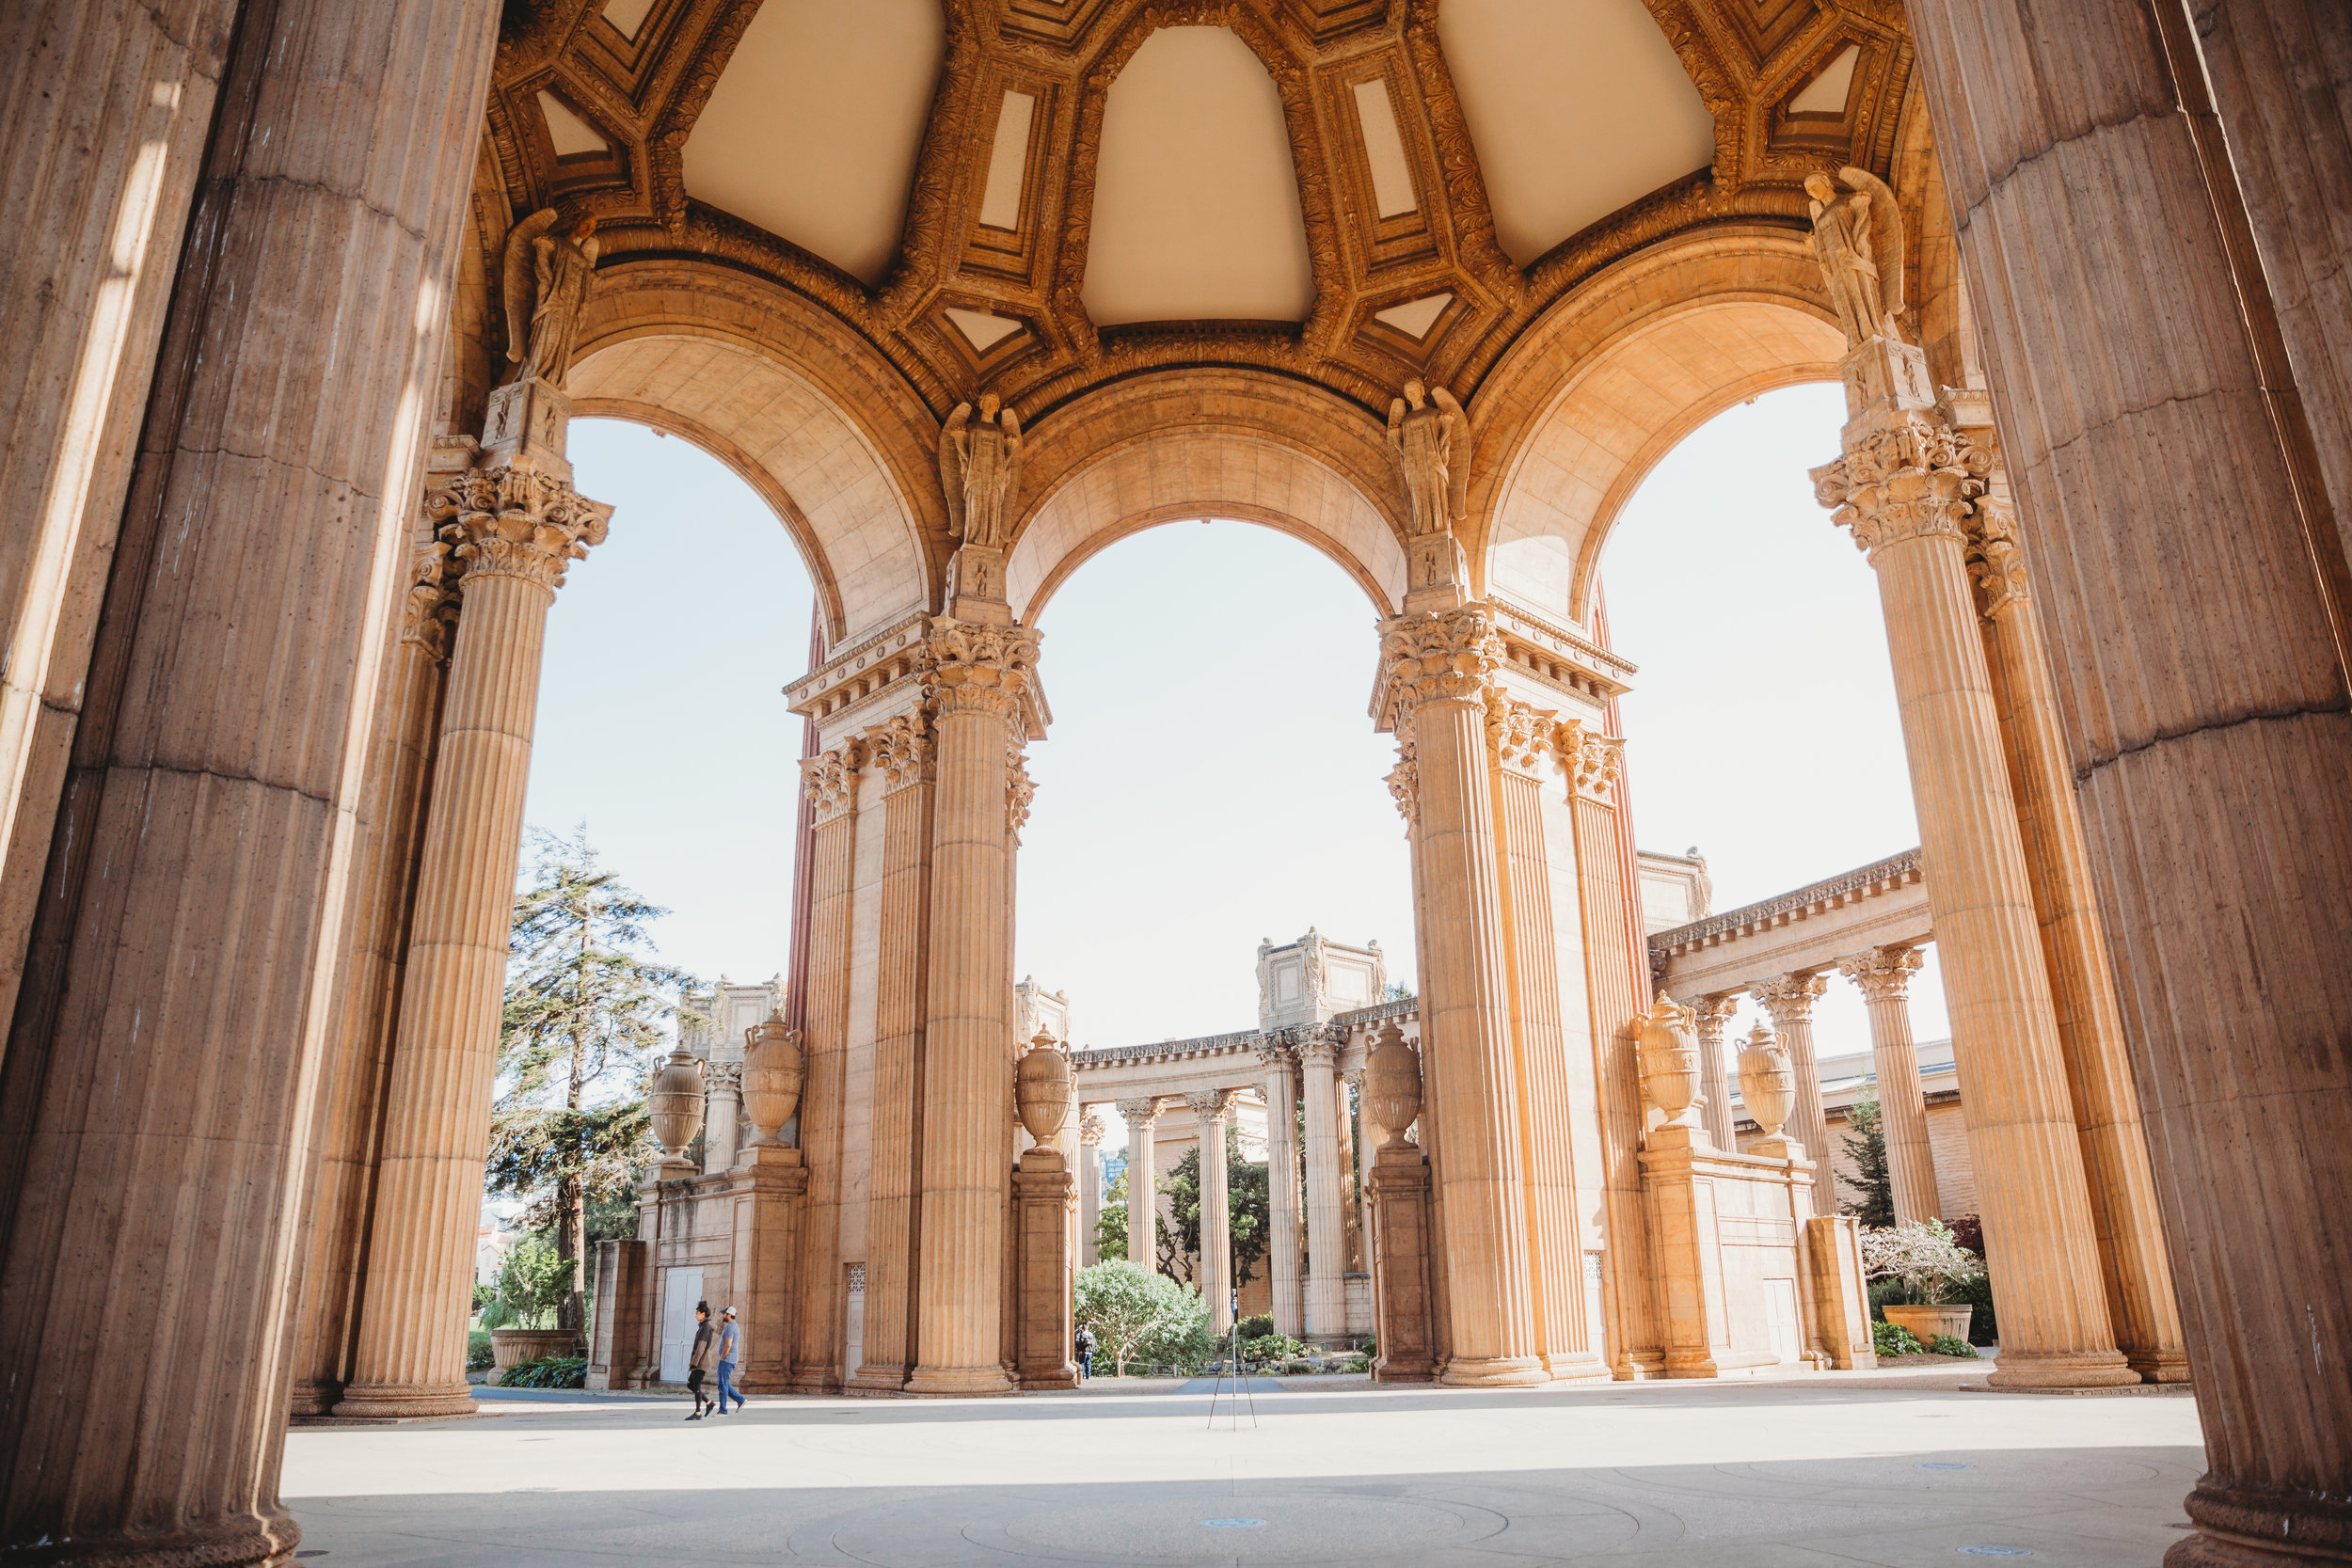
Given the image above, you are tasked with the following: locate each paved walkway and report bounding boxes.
[282,1367,2202,1566]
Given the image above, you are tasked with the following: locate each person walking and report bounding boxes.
[1074,1323,1096,1382]
[685,1301,716,1420]
[713,1306,745,1416]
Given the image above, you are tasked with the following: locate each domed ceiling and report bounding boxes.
[484,0,1915,419]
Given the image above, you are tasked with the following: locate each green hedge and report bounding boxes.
[498,1355,587,1389]
[466,1330,496,1371]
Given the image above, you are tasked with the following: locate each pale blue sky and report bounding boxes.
[526,384,1947,1061]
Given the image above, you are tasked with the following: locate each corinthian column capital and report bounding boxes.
[1254,1033,1295,1068]
[925,617,1041,722]
[399,542,461,662]
[862,710,932,789]
[1385,738,1420,832]
[802,739,866,823]
[1184,1089,1237,1124]
[1114,1097,1162,1129]
[1296,1028,1341,1069]
[424,466,612,590]
[1486,691,1562,776]
[1079,1116,1107,1148]
[1560,719,1624,803]
[1378,604,1504,715]
[1810,413,1993,560]
[1006,749,1035,836]
[1749,971,1829,1024]
[1689,992,1740,1040]
[1964,495,2031,620]
[1839,943,1925,1004]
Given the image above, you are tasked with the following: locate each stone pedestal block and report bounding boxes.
[1013,1149,1077,1390]
[728,1148,807,1393]
[1366,1147,1438,1383]
[586,1240,652,1391]
[1804,1215,1877,1372]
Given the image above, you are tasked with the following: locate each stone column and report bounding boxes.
[336,459,611,1419]
[1378,606,1543,1385]
[1343,1066,1371,1270]
[288,538,460,1416]
[789,740,860,1392]
[0,0,500,1552]
[702,1065,741,1176]
[851,711,932,1394]
[1116,1098,1161,1270]
[1905,0,2352,1537]
[1838,947,1939,1224]
[1012,1142,1076,1390]
[1188,1091,1237,1333]
[1815,391,2133,1391]
[1958,420,2190,1385]
[1748,974,1831,1172]
[1078,1116,1105,1266]
[1256,1042,1303,1335]
[1690,994,1740,1151]
[1298,1029,1349,1340]
[910,619,1037,1397]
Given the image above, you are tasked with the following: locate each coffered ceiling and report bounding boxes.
[485,0,1917,421]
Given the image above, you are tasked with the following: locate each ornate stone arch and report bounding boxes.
[567,258,951,644]
[1468,229,1846,624]
[1006,369,1409,622]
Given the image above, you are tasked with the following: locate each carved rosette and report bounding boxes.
[1486,692,1561,778]
[1810,413,1992,561]
[423,466,611,591]
[924,617,1041,722]
[399,542,462,662]
[1560,719,1624,804]
[802,739,866,823]
[1380,606,1506,723]
[864,711,933,789]
[1839,944,1924,1004]
[1385,737,1421,832]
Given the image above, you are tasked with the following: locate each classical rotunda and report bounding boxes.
[1,2,2347,1567]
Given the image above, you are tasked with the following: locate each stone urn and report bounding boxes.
[1015,1031,1073,1144]
[1364,1022,1422,1147]
[739,1009,804,1148]
[646,1046,706,1171]
[1737,1022,1795,1139]
[1637,992,1703,1133]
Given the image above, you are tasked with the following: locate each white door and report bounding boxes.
[660,1266,704,1384]
[1765,1278,1801,1365]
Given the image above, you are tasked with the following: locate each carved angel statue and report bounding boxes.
[939,393,1022,550]
[1386,379,1471,538]
[501,208,600,389]
[1804,166,1906,348]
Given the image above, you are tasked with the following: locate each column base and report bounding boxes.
[1543,1354,1614,1383]
[1613,1350,1668,1381]
[1984,1350,2141,1389]
[845,1370,911,1396]
[287,1377,342,1417]
[2169,1480,2352,1567]
[2129,1347,2195,1384]
[1438,1355,1549,1387]
[23,1511,304,1568]
[904,1364,1016,1397]
[1020,1365,1079,1391]
[329,1382,479,1418]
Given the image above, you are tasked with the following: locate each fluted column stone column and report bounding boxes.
[1690,994,1740,1151]
[1298,1030,1347,1340]
[1255,1042,1303,1335]
[1378,605,1542,1385]
[1838,946,1939,1224]
[1116,1098,1161,1271]
[337,462,610,1418]
[1816,395,2133,1391]
[1078,1116,1105,1267]
[1188,1091,1237,1333]
[0,0,500,1553]
[790,742,861,1391]
[1343,1066,1371,1272]
[1748,974,1831,1196]
[1903,0,2352,1538]
[703,1066,741,1176]
[910,619,1037,1398]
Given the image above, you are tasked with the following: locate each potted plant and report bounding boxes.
[1859,1219,1986,1345]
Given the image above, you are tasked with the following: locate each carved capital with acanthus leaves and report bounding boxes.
[1378,604,1504,718]
[1811,412,1991,561]
[1964,494,2029,620]
[1838,944,1923,1004]
[423,465,611,591]
[1559,718,1624,804]
[863,711,932,789]
[925,616,1042,724]
[1007,748,1036,837]
[400,542,462,662]
[1385,737,1420,833]
[1486,691,1561,778]
[803,739,866,823]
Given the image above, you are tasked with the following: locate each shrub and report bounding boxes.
[486,1235,572,1330]
[466,1330,496,1371]
[1235,1314,1275,1340]
[1872,1320,1926,1357]
[1859,1219,1986,1305]
[1239,1332,1307,1367]
[1927,1334,1979,1358]
[498,1355,586,1389]
[1073,1261,1213,1376]
[1343,1354,1371,1373]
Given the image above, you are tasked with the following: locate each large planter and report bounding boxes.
[1015,1034,1073,1143]
[490,1327,580,1370]
[1882,1304,1973,1345]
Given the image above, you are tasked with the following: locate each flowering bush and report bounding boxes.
[1858,1218,1986,1305]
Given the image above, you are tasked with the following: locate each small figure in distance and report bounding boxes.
[686,1301,716,1420]
[713,1306,745,1417]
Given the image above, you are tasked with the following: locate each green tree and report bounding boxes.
[1162,1129,1272,1293]
[1073,1261,1215,1376]
[1837,1096,1896,1229]
[481,1234,571,1329]
[485,828,693,1328]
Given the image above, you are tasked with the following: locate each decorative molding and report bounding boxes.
[1113,1096,1163,1128]
[1376,603,1504,722]
[1561,718,1625,804]
[1485,691,1560,777]
[423,467,612,591]
[1007,747,1036,835]
[1184,1089,1238,1122]
[1385,736,1419,832]
[1838,942,1923,1004]
[1651,847,1923,956]
[1749,970,1830,1023]
[1811,409,1990,558]
[925,616,1045,729]
[803,740,866,823]
[400,543,462,662]
[863,710,934,788]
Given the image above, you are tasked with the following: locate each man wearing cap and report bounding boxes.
[712,1306,745,1416]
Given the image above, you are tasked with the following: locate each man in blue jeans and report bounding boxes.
[712,1306,746,1416]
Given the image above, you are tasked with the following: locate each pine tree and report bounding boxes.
[1838,1096,1897,1229]
[485,827,694,1327]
